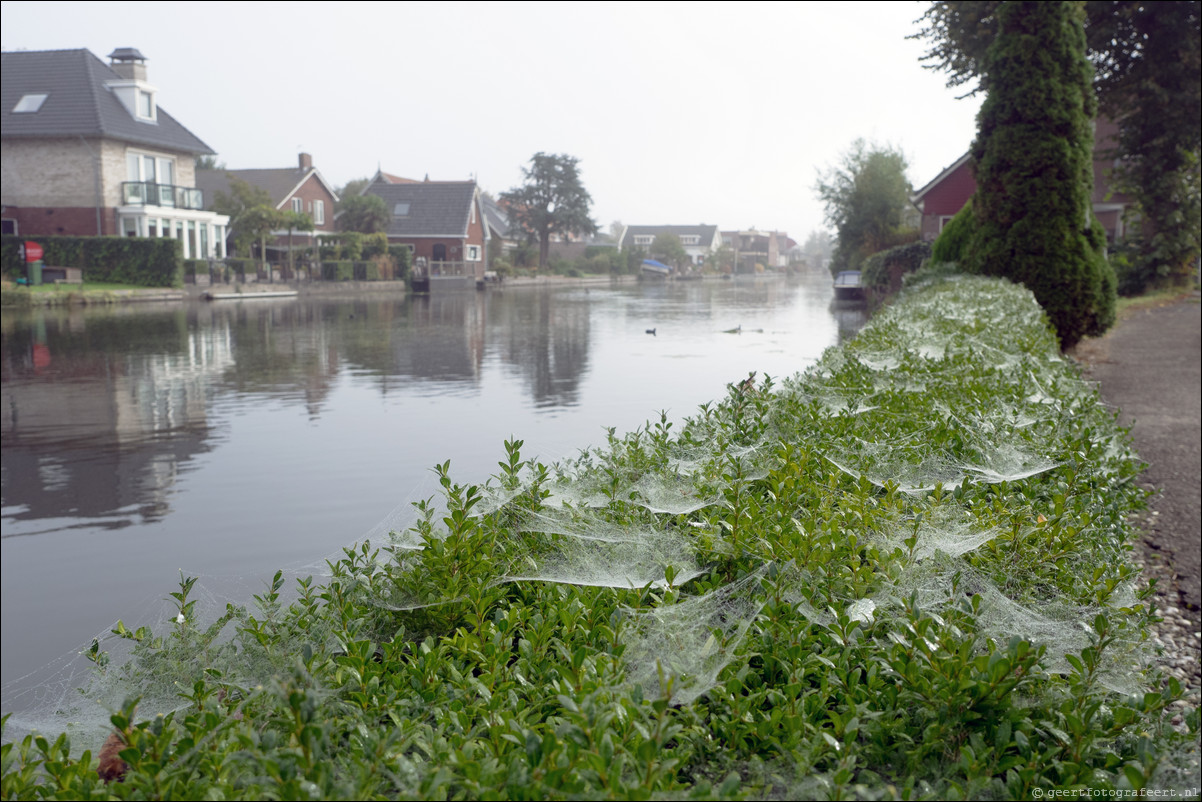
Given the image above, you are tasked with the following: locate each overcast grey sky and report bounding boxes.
[1,0,983,240]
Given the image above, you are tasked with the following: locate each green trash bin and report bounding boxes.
[29,260,43,286]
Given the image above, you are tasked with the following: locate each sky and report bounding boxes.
[1,0,983,241]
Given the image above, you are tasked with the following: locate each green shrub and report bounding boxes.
[388,246,411,281]
[0,235,183,288]
[361,232,389,259]
[931,198,975,266]
[862,240,933,288]
[2,275,1187,800]
[321,261,354,281]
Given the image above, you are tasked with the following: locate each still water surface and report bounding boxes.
[1,271,865,696]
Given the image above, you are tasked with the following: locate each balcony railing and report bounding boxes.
[121,182,205,210]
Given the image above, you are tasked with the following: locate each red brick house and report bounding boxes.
[196,153,338,256]
[364,174,488,289]
[912,118,1135,243]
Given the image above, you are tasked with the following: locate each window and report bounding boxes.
[680,235,700,245]
[13,93,48,113]
[634,235,654,246]
[394,202,410,216]
[313,200,325,225]
[136,89,155,120]
[466,245,481,261]
[291,198,303,213]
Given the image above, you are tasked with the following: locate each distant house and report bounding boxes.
[480,193,518,260]
[363,174,488,288]
[720,229,790,272]
[911,118,1135,243]
[196,153,339,257]
[1,47,228,257]
[619,225,721,266]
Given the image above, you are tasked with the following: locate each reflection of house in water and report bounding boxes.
[386,293,488,384]
[1,314,235,529]
[489,292,591,408]
[197,302,340,418]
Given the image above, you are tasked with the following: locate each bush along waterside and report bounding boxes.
[2,271,1196,800]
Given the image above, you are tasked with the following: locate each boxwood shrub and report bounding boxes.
[1,271,1192,800]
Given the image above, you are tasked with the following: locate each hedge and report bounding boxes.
[1,235,183,288]
[2,270,1192,800]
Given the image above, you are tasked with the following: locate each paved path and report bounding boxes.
[1073,293,1201,620]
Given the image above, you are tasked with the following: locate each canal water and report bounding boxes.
[1,270,865,704]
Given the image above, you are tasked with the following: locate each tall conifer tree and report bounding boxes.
[968,0,1115,349]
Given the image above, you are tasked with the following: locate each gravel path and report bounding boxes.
[1070,292,1201,707]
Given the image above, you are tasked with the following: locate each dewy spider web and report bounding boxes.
[0,276,1164,782]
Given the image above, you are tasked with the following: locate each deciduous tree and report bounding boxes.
[650,234,689,269]
[338,194,390,234]
[501,153,598,270]
[814,140,914,275]
[213,177,274,258]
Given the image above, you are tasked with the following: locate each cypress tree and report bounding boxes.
[967,0,1115,349]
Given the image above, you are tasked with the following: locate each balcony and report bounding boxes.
[121,182,205,210]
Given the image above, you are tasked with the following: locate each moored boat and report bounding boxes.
[833,270,865,301]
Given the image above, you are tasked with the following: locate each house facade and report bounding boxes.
[620,225,721,266]
[911,118,1135,244]
[196,153,339,255]
[720,229,790,272]
[364,175,488,287]
[1,47,228,258]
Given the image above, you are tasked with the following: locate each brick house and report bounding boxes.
[911,118,1135,244]
[364,174,488,288]
[196,153,339,256]
[1,47,228,257]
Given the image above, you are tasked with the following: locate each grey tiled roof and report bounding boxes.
[365,180,477,238]
[480,194,511,238]
[621,224,719,248]
[196,167,330,209]
[1,48,214,155]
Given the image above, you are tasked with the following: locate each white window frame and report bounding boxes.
[313,199,325,225]
[680,235,700,245]
[466,244,481,261]
[291,197,303,214]
[125,151,175,183]
[13,93,48,113]
[136,89,156,121]
[633,235,654,246]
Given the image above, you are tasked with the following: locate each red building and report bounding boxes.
[911,118,1135,244]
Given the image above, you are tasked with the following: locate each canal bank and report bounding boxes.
[4,272,1192,799]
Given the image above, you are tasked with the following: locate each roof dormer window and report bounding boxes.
[13,93,48,113]
[137,89,155,121]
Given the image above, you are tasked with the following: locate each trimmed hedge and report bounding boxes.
[1,272,1189,800]
[1,235,183,288]
[862,240,933,289]
[321,261,354,281]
